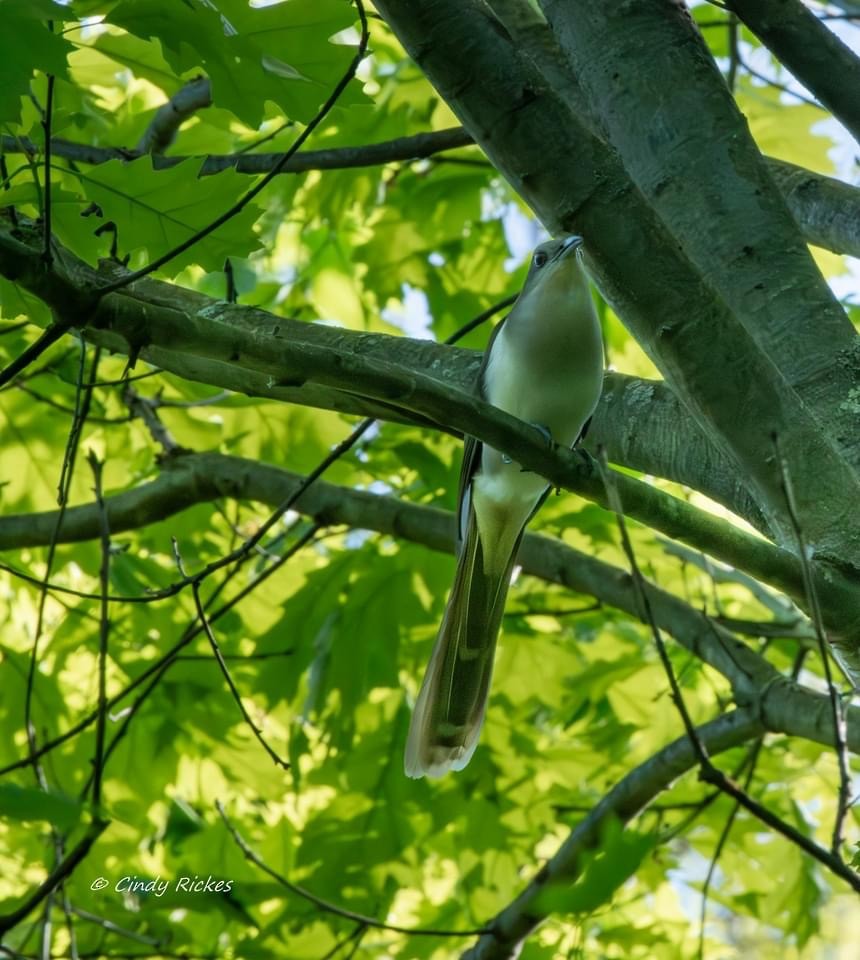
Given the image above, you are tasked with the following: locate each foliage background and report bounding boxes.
[0,1,859,958]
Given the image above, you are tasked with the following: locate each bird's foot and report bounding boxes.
[513,422,555,471]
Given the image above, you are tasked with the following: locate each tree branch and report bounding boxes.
[0,220,803,591]
[3,125,858,256]
[2,212,769,529]
[3,218,860,664]
[2,454,859,798]
[0,450,827,707]
[729,0,860,142]
[136,76,212,155]
[215,800,488,938]
[0,127,475,176]
[766,157,860,260]
[540,0,858,430]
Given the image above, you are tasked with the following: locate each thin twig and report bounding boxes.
[727,15,740,93]
[216,801,488,937]
[76,525,321,796]
[136,77,211,155]
[740,55,825,109]
[0,127,476,178]
[70,905,164,947]
[173,537,291,770]
[87,451,111,811]
[12,382,131,424]
[123,385,184,456]
[696,738,763,960]
[224,258,237,304]
[320,924,368,960]
[772,433,851,855]
[0,323,72,389]
[24,343,98,791]
[58,346,101,505]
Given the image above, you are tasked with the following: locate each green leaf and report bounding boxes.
[72,157,263,273]
[92,31,183,93]
[103,0,365,128]
[0,276,52,327]
[0,4,72,125]
[0,783,82,831]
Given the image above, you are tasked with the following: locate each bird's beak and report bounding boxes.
[555,235,584,261]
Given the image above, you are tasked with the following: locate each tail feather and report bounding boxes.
[404,504,521,778]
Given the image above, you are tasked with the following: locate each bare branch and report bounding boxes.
[774,434,852,853]
[136,77,212,155]
[0,127,474,176]
[2,224,845,622]
[2,453,860,773]
[182,542,291,770]
[3,124,857,256]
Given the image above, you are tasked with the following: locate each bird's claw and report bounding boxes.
[515,423,555,472]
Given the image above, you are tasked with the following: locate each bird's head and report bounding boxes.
[520,235,586,302]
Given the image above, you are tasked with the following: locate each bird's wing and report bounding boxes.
[455,316,507,546]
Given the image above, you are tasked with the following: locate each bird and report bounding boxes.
[404,235,605,779]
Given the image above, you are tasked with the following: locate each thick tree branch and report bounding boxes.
[591,375,768,532]
[728,0,860,142]
[525,0,860,554]
[2,238,844,613]
[0,214,768,533]
[470,0,860,476]
[1,448,856,754]
[540,0,860,456]
[0,217,762,520]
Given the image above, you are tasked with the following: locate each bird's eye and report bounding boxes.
[533,251,548,268]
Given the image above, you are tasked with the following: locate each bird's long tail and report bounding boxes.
[404,501,522,778]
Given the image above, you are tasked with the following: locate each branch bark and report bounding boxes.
[0,128,476,176]
[540,0,859,456]
[0,212,766,531]
[766,158,860,260]
[136,76,212,155]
